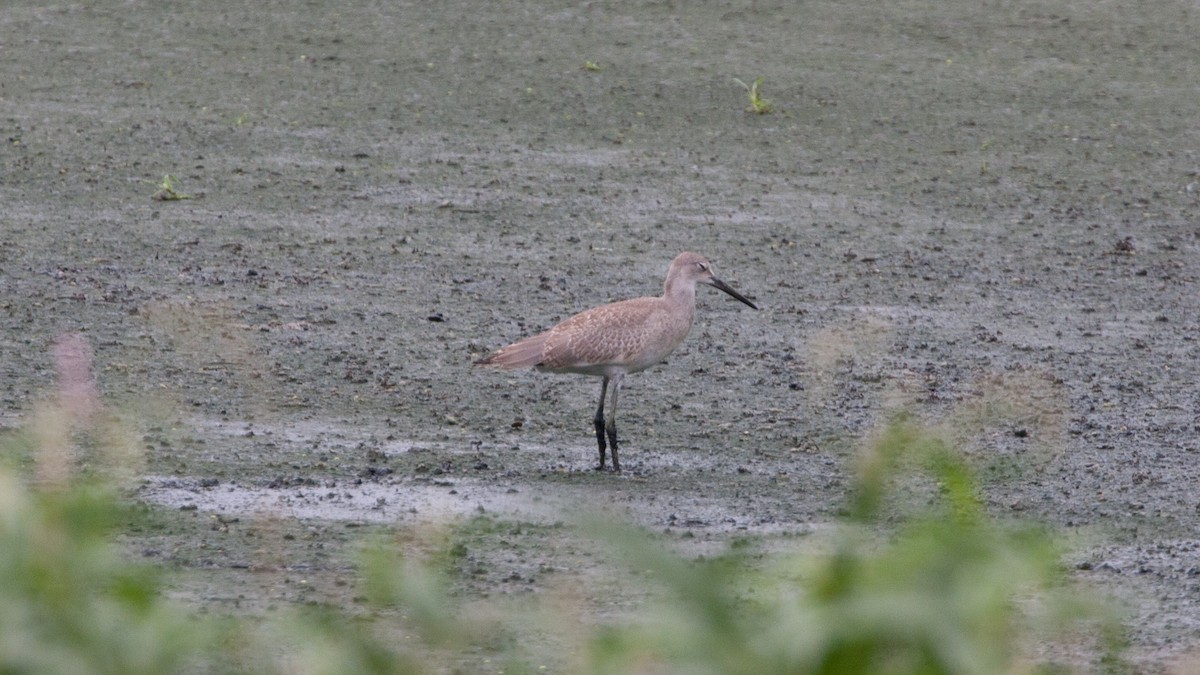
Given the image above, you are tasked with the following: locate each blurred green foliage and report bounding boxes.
[0,475,207,674]
[584,415,1127,674]
[1,337,1124,674]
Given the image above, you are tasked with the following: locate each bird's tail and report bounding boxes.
[474,333,547,369]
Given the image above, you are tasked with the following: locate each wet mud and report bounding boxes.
[3,0,1199,670]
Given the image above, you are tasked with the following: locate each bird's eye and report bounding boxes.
[696,262,708,272]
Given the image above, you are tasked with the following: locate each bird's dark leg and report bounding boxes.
[606,373,624,473]
[593,377,609,470]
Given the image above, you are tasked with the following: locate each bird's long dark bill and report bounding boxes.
[709,278,758,309]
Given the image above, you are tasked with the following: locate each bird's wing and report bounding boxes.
[539,297,664,370]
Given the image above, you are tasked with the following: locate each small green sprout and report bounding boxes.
[583,60,603,72]
[150,174,193,201]
[734,76,773,114]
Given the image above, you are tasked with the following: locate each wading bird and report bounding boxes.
[475,252,757,473]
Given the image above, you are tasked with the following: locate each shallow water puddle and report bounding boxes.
[138,415,572,523]
[140,416,828,540]
[137,475,564,524]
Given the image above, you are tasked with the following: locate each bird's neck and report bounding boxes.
[663,278,697,311]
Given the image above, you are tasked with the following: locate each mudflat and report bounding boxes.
[3,0,1198,669]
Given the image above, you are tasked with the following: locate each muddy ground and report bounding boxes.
[2,0,1198,670]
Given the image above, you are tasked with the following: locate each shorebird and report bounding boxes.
[475,252,758,473]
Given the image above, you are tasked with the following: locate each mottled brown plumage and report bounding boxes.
[475,252,757,473]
